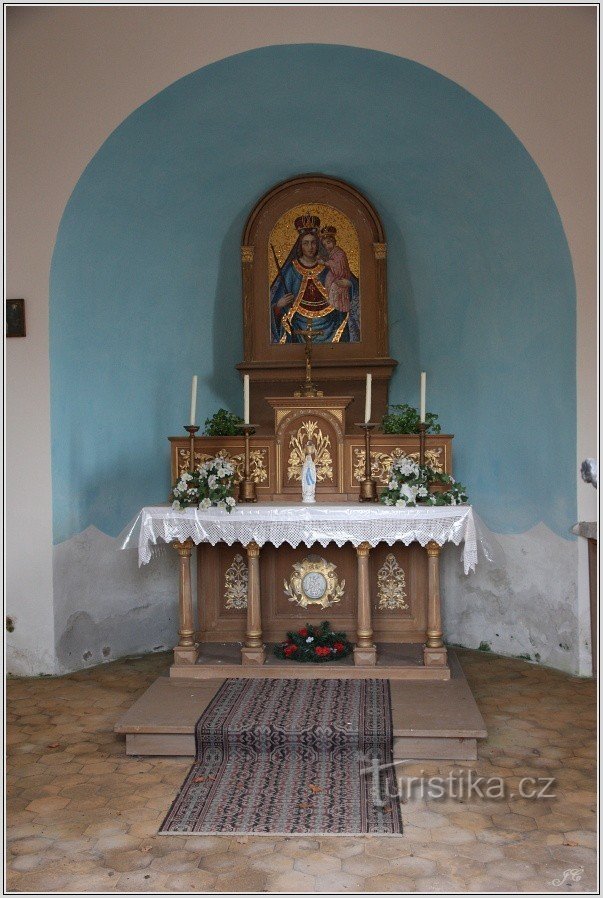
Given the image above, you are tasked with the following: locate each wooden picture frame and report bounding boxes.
[237,175,397,429]
[6,299,25,338]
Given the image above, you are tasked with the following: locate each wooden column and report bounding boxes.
[172,539,199,666]
[423,540,448,668]
[353,541,377,666]
[241,540,266,665]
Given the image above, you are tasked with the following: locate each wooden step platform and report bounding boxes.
[115,650,486,761]
[170,641,450,681]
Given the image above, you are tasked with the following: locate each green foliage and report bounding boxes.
[380,458,469,508]
[274,621,353,663]
[381,404,441,434]
[171,458,237,512]
[478,641,492,652]
[203,408,244,436]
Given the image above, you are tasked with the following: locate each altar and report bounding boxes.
[115,175,488,759]
[127,502,478,681]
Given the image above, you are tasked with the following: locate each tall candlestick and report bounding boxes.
[190,375,198,426]
[420,372,426,423]
[364,373,372,423]
[243,374,250,425]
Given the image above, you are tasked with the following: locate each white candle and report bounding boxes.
[364,373,372,423]
[190,375,198,426]
[420,372,426,423]
[243,374,250,425]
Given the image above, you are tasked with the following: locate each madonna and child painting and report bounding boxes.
[269,205,361,344]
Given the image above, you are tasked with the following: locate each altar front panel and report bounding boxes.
[197,542,427,644]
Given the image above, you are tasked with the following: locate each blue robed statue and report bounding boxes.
[270,214,360,344]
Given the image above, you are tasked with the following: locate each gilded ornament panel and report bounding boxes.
[283,555,345,609]
[224,554,248,610]
[178,447,268,483]
[376,554,409,611]
[288,420,333,483]
[353,447,443,484]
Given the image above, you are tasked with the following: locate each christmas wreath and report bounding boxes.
[274,621,353,663]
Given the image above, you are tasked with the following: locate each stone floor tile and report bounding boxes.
[214,868,269,891]
[313,870,367,892]
[8,836,54,854]
[355,872,416,892]
[100,848,154,872]
[415,873,468,891]
[149,848,200,873]
[390,855,437,877]
[489,858,538,880]
[266,869,317,891]
[293,850,341,874]
[430,824,476,844]
[24,796,70,815]
[340,850,392,877]
[281,837,323,857]
[114,869,171,890]
[251,852,295,874]
[197,849,242,873]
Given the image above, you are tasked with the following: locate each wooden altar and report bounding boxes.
[168,396,455,680]
[114,174,488,758]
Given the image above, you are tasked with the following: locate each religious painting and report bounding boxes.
[268,205,361,344]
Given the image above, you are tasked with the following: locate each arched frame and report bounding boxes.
[238,175,396,429]
[241,174,390,363]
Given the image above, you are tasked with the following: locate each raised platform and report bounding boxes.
[171,641,451,681]
[115,650,486,760]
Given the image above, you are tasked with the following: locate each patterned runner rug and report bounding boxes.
[160,678,402,836]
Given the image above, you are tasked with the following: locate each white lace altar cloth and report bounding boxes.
[122,503,478,574]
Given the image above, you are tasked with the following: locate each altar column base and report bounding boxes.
[173,539,199,665]
[241,541,266,665]
[423,540,448,668]
[354,541,377,666]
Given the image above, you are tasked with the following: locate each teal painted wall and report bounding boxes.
[50,44,576,543]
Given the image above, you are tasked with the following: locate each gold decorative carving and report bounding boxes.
[284,555,345,609]
[426,540,441,557]
[288,420,333,482]
[178,448,268,483]
[377,554,409,611]
[373,242,387,260]
[241,245,254,263]
[224,554,248,610]
[353,447,443,483]
[246,541,260,557]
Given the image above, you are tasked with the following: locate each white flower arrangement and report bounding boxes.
[170,457,237,512]
[381,456,469,508]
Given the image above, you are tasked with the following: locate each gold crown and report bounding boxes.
[294,213,321,233]
[320,225,337,239]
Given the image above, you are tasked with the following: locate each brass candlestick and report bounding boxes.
[183,425,200,473]
[356,422,378,502]
[418,422,427,467]
[239,424,258,502]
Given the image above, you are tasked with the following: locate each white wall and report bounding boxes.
[6,6,596,675]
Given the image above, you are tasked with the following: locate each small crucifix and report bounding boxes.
[293,322,323,398]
